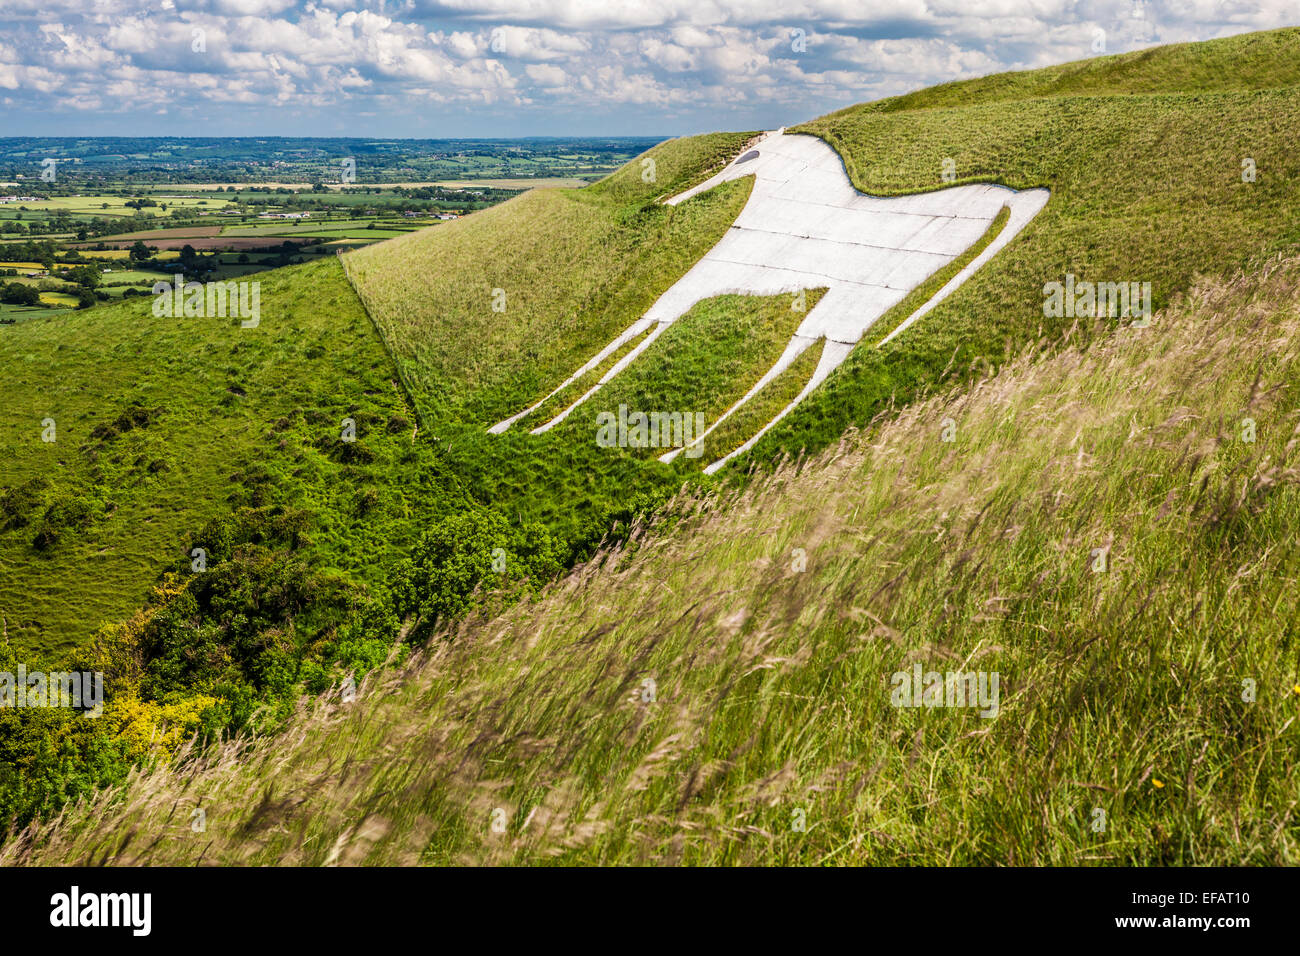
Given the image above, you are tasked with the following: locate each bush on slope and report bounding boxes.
[0,257,562,829]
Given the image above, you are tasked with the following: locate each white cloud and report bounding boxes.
[0,1,1296,131]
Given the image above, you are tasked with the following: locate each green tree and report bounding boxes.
[65,265,100,290]
[0,282,41,306]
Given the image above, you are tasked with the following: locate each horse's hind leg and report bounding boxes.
[488,316,656,433]
[701,339,855,475]
[531,319,670,433]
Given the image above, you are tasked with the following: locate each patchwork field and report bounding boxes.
[71,218,426,252]
[81,225,225,241]
[76,249,181,261]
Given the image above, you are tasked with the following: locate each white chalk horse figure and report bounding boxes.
[489,129,1049,474]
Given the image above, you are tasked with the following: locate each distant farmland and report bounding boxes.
[71,235,327,251]
[69,219,426,251]
[76,225,225,240]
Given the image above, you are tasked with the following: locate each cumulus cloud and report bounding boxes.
[0,1,1295,133]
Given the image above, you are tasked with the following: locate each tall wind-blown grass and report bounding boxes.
[8,255,1300,866]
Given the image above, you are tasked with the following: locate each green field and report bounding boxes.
[0,302,71,322]
[224,222,417,240]
[2,195,220,217]
[95,268,170,284]
[78,249,181,261]
[35,291,78,307]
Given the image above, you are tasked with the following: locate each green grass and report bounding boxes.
[514,323,658,431]
[0,258,456,655]
[578,290,822,455]
[696,336,826,468]
[14,253,1300,865]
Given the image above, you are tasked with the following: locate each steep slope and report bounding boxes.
[12,253,1299,865]
[346,132,757,429]
[342,28,1300,536]
[0,258,454,655]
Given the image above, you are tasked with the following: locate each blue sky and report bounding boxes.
[1,1,1296,138]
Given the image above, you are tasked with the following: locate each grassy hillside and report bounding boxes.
[0,133,763,660]
[0,255,545,826]
[13,254,1298,865]
[346,132,757,428]
[342,29,1300,526]
[5,27,1300,858]
[870,26,1300,109]
[0,258,456,655]
[0,132,762,828]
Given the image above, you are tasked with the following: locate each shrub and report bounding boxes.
[0,477,49,531]
[395,506,564,642]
